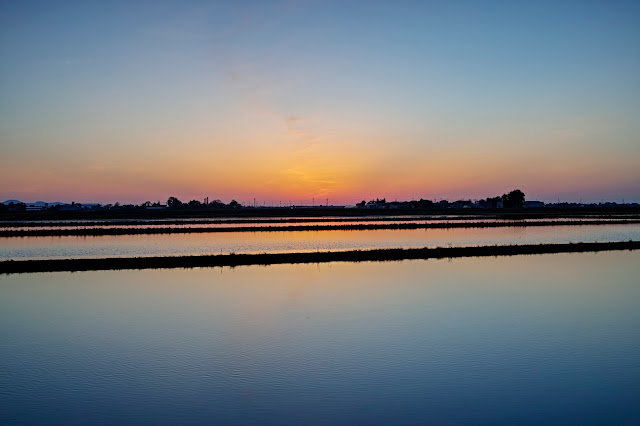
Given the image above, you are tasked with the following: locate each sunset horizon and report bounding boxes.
[2,1,639,204]
[1,186,638,207]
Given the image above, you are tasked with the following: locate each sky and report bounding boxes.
[1,0,639,205]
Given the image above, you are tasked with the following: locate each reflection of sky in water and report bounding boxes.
[1,252,639,424]
[0,224,639,260]
[0,217,631,231]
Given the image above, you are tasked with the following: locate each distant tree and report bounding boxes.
[502,189,525,208]
[356,200,366,208]
[167,197,182,208]
[511,190,525,207]
[2,202,25,211]
[417,198,433,208]
[229,200,241,208]
[479,196,501,209]
[188,199,202,208]
[208,199,225,208]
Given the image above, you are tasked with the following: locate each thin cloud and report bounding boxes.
[285,116,302,124]
[282,116,321,150]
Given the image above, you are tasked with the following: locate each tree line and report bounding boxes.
[1,190,526,212]
[166,197,241,209]
[356,189,526,209]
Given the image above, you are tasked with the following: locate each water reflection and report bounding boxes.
[1,224,638,260]
[1,252,639,424]
[0,217,628,232]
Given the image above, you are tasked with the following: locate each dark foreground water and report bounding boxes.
[1,252,639,424]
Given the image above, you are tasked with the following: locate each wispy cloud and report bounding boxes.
[282,115,322,151]
[214,35,321,152]
[285,116,302,125]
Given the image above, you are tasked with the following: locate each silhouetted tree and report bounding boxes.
[502,189,525,208]
[412,198,433,208]
[229,200,241,208]
[356,200,366,208]
[208,199,225,208]
[167,197,182,208]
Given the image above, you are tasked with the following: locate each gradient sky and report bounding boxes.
[1,0,639,204]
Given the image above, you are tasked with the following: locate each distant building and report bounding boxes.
[450,200,473,209]
[366,199,387,209]
[388,202,411,209]
[524,201,545,208]
[58,204,81,211]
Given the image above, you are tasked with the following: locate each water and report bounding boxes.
[0,217,628,231]
[1,223,638,260]
[0,215,486,226]
[2,251,639,424]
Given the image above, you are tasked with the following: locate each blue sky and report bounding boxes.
[1,0,639,203]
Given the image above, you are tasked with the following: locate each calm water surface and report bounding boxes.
[1,251,639,424]
[0,217,627,231]
[1,223,638,260]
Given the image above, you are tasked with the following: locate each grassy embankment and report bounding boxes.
[1,219,639,237]
[2,241,638,274]
[1,206,639,222]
